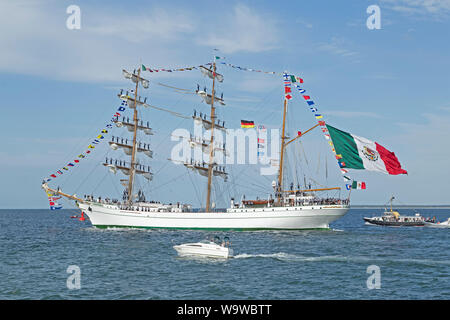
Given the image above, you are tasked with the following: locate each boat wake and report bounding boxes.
[232,253,450,266]
[233,252,347,262]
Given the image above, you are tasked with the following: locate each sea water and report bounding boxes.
[0,208,448,299]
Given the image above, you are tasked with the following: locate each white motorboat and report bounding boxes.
[173,237,233,259]
[424,217,450,228]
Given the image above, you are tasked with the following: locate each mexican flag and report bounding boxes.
[352,181,366,189]
[326,124,407,175]
[290,75,303,83]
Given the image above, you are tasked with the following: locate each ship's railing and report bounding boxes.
[83,195,349,212]
[235,197,350,209]
[83,195,193,212]
[295,198,350,206]
[83,195,119,204]
[117,204,192,213]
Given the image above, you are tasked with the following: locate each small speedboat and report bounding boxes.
[424,217,450,228]
[173,236,233,259]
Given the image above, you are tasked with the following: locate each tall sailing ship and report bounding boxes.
[42,59,350,230]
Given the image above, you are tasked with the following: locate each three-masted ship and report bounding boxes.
[42,59,350,230]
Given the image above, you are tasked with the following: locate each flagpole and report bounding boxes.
[347,183,352,203]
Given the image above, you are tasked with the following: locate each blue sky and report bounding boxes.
[1,0,449,208]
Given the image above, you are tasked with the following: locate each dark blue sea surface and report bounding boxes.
[0,208,449,299]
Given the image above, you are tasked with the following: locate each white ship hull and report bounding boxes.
[78,202,349,230]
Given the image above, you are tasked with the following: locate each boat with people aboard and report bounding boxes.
[173,236,233,259]
[41,58,353,231]
[424,217,450,228]
[363,196,427,227]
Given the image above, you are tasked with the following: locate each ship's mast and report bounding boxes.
[128,68,141,204]
[205,61,217,212]
[275,78,342,202]
[277,98,288,205]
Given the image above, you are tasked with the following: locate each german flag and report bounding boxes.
[241,120,255,128]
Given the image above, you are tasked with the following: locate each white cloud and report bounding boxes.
[0,2,281,83]
[88,8,195,43]
[382,0,450,18]
[198,4,280,54]
[315,37,359,58]
[0,2,200,83]
[295,18,313,29]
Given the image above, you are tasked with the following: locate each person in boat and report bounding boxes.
[223,237,231,247]
[392,211,400,221]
